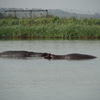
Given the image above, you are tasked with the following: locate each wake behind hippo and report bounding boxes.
[44,53,97,60]
[0,51,48,58]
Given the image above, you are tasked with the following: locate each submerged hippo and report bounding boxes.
[44,53,97,60]
[0,51,48,58]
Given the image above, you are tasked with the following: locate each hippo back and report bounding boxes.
[0,51,31,58]
[65,53,97,60]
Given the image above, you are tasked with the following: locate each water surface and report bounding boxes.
[0,40,100,100]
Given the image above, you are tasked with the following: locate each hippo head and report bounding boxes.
[42,53,48,57]
[44,53,52,60]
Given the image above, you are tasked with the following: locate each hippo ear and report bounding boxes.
[43,53,47,56]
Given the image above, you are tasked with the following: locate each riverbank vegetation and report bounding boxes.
[0,17,100,39]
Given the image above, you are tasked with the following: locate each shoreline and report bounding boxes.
[0,36,100,40]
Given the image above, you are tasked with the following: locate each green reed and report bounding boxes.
[0,17,100,39]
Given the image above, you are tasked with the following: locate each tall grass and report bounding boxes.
[0,17,100,39]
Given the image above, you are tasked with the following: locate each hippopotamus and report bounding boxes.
[44,53,97,60]
[0,51,48,58]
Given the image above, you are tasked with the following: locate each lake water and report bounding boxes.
[0,40,100,100]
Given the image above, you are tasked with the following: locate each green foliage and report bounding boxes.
[0,17,100,39]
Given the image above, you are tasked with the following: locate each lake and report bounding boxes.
[0,40,100,100]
